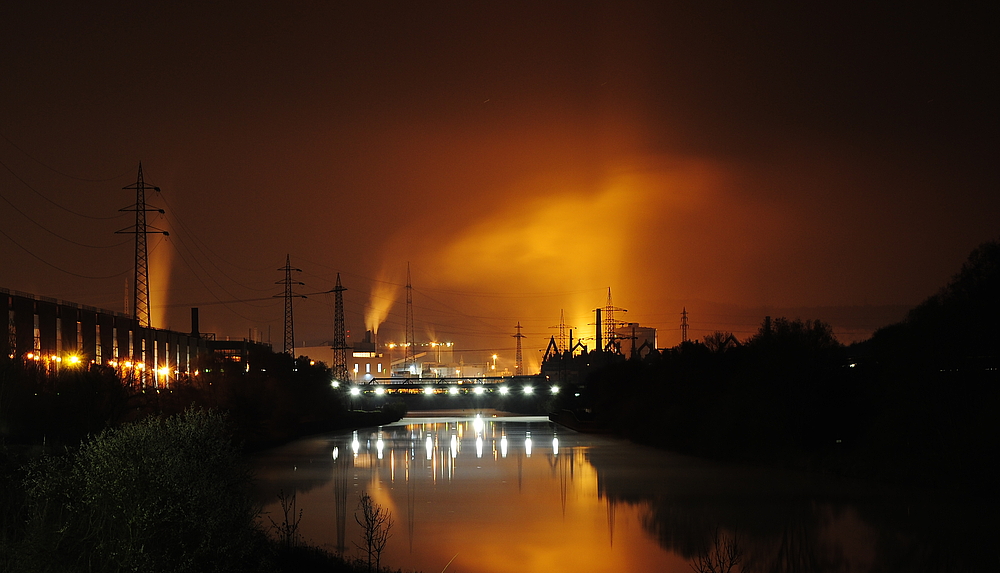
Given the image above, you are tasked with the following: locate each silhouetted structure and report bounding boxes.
[404,263,416,374]
[543,335,559,361]
[680,307,689,343]
[275,255,304,356]
[2,286,208,386]
[331,273,350,382]
[116,162,167,329]
[549,309,572,353]
[513,322,525,376]
[602,288,627,352]
[613,322,657,359]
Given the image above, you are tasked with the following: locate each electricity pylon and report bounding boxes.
[331,273,350,383]
[602,288,627,353]
[116,162,167,329]
[275,255,305,356]
[680,307,690,343]
[404,263,416,376]
[548,309,573,353]
[513,322,525,376]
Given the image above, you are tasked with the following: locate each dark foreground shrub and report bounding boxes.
[17,408,268,573]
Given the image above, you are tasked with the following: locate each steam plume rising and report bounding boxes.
[149,235,173,330]
[365,268,401,335]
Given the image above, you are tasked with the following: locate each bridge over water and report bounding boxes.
[345,375,558,398]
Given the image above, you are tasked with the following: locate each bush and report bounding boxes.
[17,407,267,573]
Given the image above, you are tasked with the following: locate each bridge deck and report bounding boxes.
[349,376,552,396]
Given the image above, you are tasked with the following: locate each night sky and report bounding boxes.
[2,2,997,369]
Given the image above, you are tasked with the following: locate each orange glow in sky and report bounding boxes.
[1,2,996,354]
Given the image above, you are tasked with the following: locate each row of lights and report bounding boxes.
[385,342,455,348]
[337,418,558,460]
[25,353,84,365]
[23,353,188,388]
[25,353,184,377]
[346,385,560,396]
[106,360,180,378]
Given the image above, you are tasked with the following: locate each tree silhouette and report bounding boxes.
[355,491,393,573]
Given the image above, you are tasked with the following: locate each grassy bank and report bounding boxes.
[0,408,413,573]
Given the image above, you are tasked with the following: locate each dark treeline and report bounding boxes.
[557,238,1000,491]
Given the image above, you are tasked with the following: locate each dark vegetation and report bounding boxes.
[557,238,1000,491]
[0,408,408,573]
[0,348,407,572]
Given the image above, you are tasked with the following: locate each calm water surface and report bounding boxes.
[252,410,992,573]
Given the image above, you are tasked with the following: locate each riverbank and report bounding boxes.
[0,408,418,573]
[548,409,612,433]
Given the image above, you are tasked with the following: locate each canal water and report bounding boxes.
[252,410,993,573]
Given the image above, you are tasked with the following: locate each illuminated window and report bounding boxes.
[354,364,359,373]
[365,363,371,373]
[377,363,383,373]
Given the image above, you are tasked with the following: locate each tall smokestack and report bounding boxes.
[191,307,200,338]
[595,308,602,352]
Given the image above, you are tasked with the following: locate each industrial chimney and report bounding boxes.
[191,307,200,338]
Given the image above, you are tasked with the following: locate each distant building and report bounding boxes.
[612,323,657,359]
[298,330,389,383]
[351,351,388,381]
[301,334,486,381]
[385,340,461,378]
[351,330,388,382]
[2,286,210,387]
[207,338,273,365]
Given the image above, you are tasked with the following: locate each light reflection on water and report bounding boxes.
[252,410,992,573]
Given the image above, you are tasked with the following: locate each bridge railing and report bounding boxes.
[360,375,544,386]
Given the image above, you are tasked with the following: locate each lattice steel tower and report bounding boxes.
[331,273,350,382]
[513,322,525,376]
[680,307,690,343]
[275,255,304,356]
[602,288,627,352]
[549,309,573,353]
[116,163,167,328]
[404,263,416,375]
